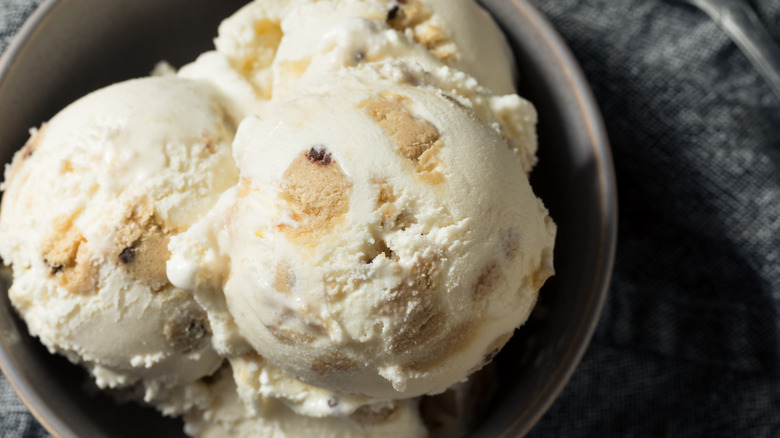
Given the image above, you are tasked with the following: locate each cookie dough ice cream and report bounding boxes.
[0,76,238,398]
[181,365,427,438]
[167,61,555,400]
[0,0,555,436]
[180,0,516,115]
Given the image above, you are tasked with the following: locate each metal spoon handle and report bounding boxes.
[693,0,780,100]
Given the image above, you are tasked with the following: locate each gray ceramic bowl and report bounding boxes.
[0,0,617,437]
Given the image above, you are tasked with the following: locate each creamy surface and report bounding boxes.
[230,354,385,417]
[181,365,427,438]
[0,0,554,435]
[168,61,555,400]
[182,0,517,116]
[0,76,238,398]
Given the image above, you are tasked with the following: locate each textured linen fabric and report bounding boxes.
[528,0,780,437]
[1,0,779,437]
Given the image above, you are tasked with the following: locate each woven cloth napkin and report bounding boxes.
[1,0,779,437]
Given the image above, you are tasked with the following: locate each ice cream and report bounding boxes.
[0,76,238,398]
[180,0,517,116]
[180,0,537,171]
[229,353,382,417]
[167,60,555,400]
[0,0,555,436]
[181,365,427,438]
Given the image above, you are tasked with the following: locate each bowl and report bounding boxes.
[0,0,617,436]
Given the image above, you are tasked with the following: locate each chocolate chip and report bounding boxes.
[306,146,332,166]
[387,5,400,20]
[118,247,136,264]
[43,258,63,275]
[484,348,500,364]
[327,397,339,408]
[165,314,209,353]
[185,320,207,341]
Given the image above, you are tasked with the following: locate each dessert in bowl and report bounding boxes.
[0,0,616,436]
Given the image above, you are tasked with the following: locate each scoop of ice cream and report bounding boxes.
[230,353,385,418]
[181,365,427,438]
[0,76,239,396]
[197,0,515,106]
[168,61,555,399]
[266,0,517,96]
[147,348,409,423]
[182,0,534,168]
[397,0,517,94]
[274,13,536,171]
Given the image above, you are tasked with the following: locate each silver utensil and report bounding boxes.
[679,0,780,101]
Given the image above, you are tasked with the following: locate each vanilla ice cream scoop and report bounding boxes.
[264,0,517,97]
[186,0,515,111]
[0,76,239,397]
[168,62,555,400]
[181,365,427,438]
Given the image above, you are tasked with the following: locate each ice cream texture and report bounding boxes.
[0,76,238,397]
[0,0,556,436]
[168,61,555,401]
[181,365,427,438]
[181,0,517,113]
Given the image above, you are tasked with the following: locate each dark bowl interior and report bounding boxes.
[0,0,617,437]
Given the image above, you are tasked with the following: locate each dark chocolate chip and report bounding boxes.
[165,315,209,353]
[484,348,500,364]
[118,247,136,264]
[43,258,63,275]
[186,320,207,341]
[306,146,332,166]
[387,5,400,20]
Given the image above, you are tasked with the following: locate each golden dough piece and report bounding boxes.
[361,96,439,161]
[279,147,351,245]
[361,96,445,184]
[386,0,457,62]
[114,200,171,292]
[41,215,96,296]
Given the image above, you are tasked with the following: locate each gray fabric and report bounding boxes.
[0,374,47,438]
[1,0,779,437]
[0,0,41,54]
[528,0,780,436]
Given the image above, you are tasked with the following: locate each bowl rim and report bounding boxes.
[0,0,618,437]
[0,2,79,435]
[492,1,617,435]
